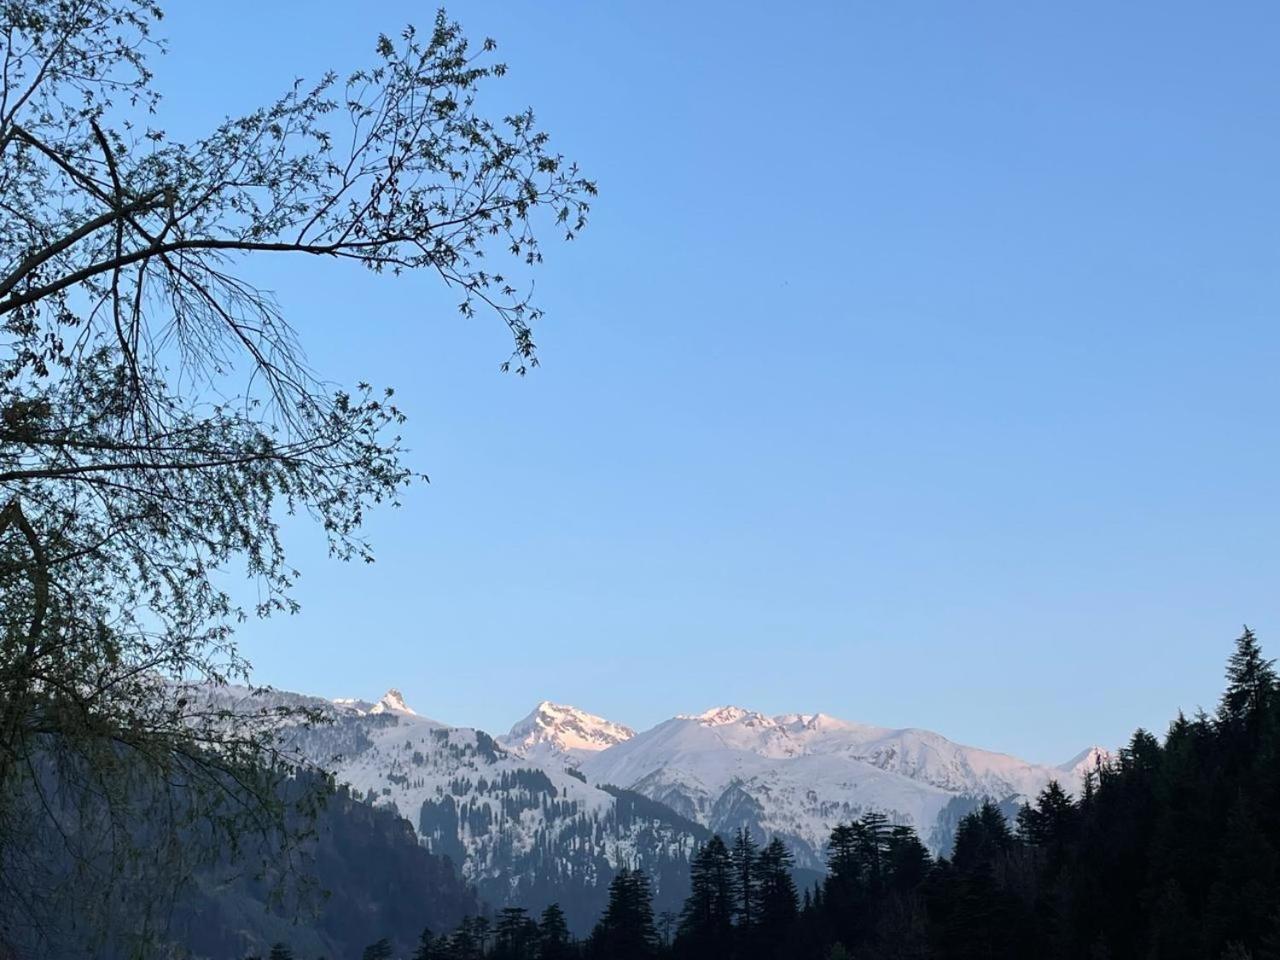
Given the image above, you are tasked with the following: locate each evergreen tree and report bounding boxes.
[884,825,932,894]
[854,812,891,894]
[1017,779,1079,887]
[676,836,735,956]
[950,801,1015,874]
[411,927,435,960]
[590,868,657,960]
[755,837,800,958]
[825,823,860,891]
[494,906,538,960]
[936,803,1024,959]
[1219,626,1277,732]
[538,903,572,960]
[268,945,294,960]
[731,827,761,931]
[361,939,393,960]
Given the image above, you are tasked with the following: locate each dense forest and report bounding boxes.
[286,629,1280,960]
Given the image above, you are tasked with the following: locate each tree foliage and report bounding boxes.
[0,1,592,954]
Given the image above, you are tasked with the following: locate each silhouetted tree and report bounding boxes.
[731,827,761,932]
[0,3,593,954]
[676,836,734,956]
[590,869,657,960]
[538,903,572,960]
[755,837,800,958]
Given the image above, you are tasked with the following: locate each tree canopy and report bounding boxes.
[0,2,593,954]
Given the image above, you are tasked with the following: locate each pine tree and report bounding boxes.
[538,903,572,960]
[676,836,735,954]
[853,812,891,894]
[755,837,799,957]
[1017,780,1078,876]
[951,801,1015,874]
[495,906,537,959]
[731,827,761,930]
[826,823,859,886]
[268,944,295,960]
[361,939,393,960]
[884,825,931,893]
[590,868,657,960]
[1219,626,1277,731]
[411,927,434,960]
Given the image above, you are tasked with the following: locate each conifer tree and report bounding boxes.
[1017,779,1079,881]
[826,823,859,887]
[884,825,932,893]
[411,927,435,960]
[590,868,657,960]
[1219,626,1277,731]
[495,906,537,960]
[755,837,800,957]
[951,801,1015,874]
[676,836,735,955]
[538,903,572,960]
[731,827,761,930]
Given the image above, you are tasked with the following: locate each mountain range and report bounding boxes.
[242,685,1106,932]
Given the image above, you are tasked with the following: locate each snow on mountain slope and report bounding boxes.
[332,697,375,713]
[202,684,1101,920]
[331,688,418,716]
[226,687,703,932]
[579,705,1092,867]
[499,701,635,762]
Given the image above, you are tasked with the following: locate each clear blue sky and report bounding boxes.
[154,2,1279,764]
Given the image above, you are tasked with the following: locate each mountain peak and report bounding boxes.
[502,701,634,758]
[369,688,417,716]
[684,705,769,727]
[1060,745,1111,775]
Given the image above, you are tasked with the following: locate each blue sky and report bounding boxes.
[154,2,1279,764]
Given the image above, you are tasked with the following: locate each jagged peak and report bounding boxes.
[368,688,417,716]
[503,700,634,755]
[681,705,772,727]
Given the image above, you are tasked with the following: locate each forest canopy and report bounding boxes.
[386,629,1280,960]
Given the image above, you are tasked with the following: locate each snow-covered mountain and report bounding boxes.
[575,705,1104,868]
[331,688,417,716]
[499,700,635,762]
[213,684,1104,928]
[258,688,703,932]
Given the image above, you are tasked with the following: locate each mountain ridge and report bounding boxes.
[257,685,1111,929]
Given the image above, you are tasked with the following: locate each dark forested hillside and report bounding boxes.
[396,628,1280,960]
[2,769,478,960]
[175,778,479,960]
